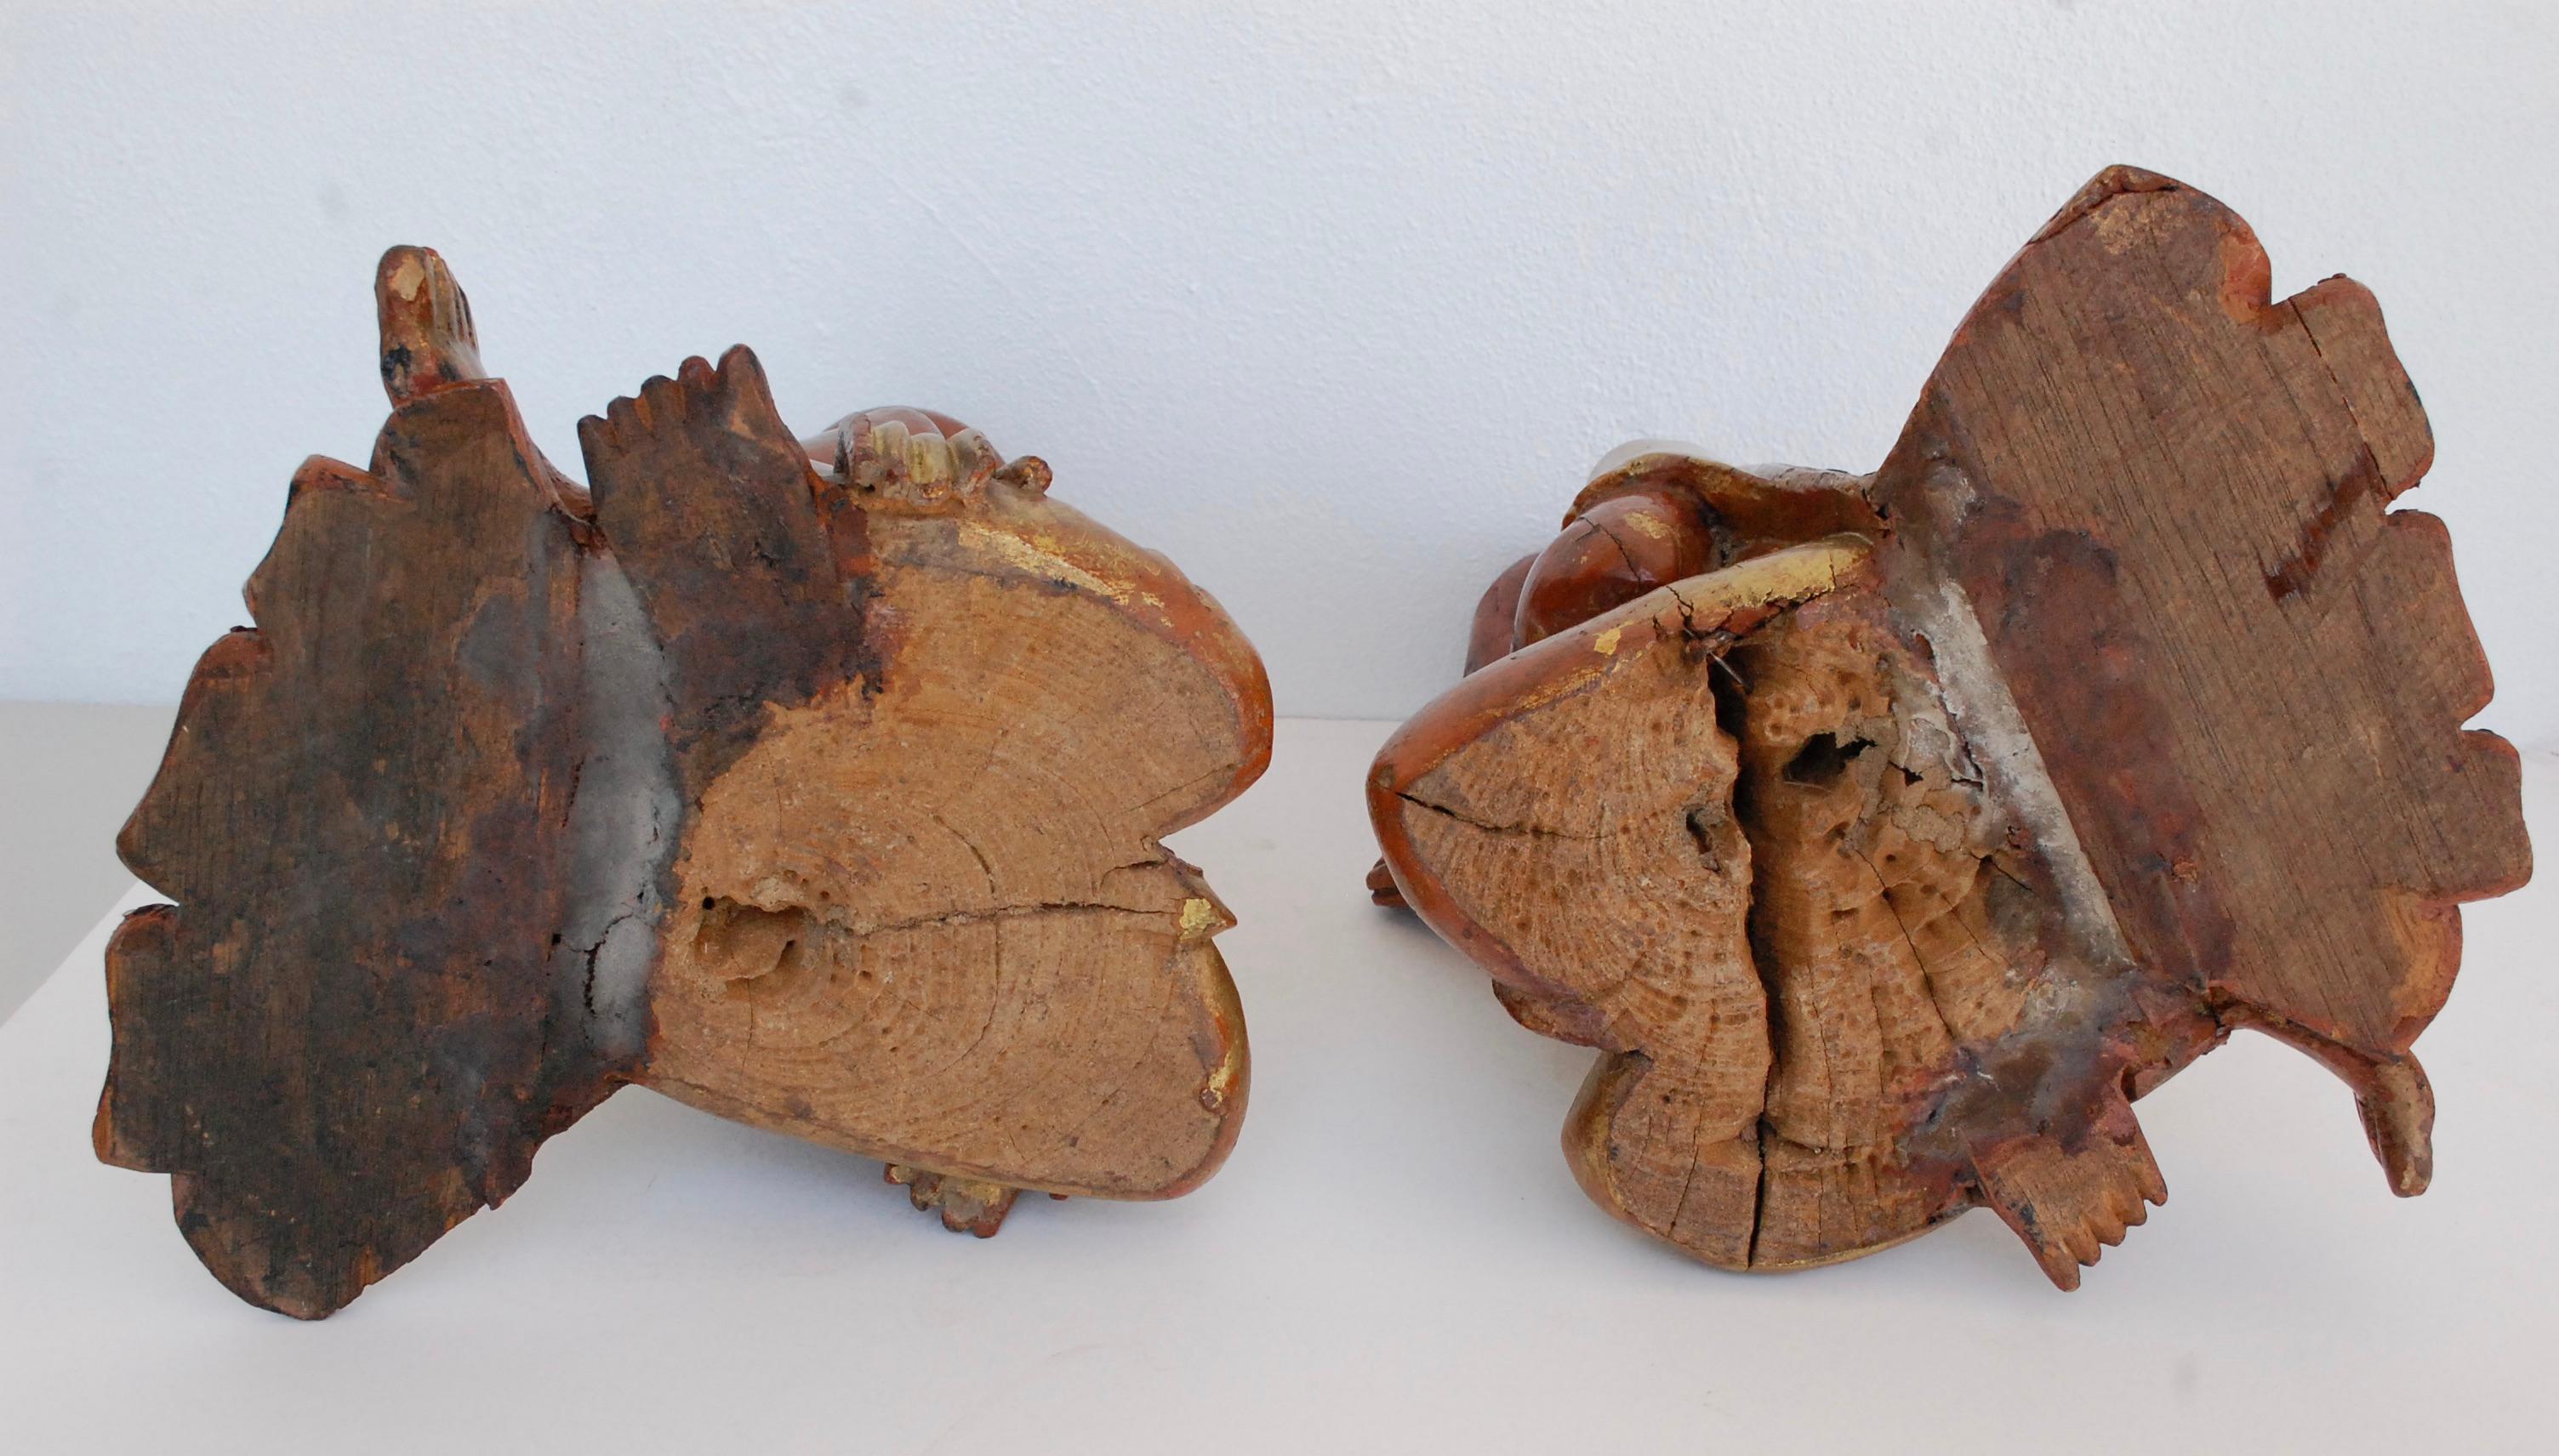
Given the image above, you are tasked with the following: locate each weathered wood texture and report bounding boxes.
[1369,167,2530,1288]
[96,252,604,1319]
[602,363,1264,1206]
[101,248,1270,1317]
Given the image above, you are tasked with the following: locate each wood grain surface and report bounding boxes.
[100,248,1271,1316]
[1371,167,2531,1288]
[97,250,605,1317]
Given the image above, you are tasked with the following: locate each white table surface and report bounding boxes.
[4,719,2553,1453]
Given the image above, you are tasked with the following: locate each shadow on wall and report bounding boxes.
[0,702,176,1024]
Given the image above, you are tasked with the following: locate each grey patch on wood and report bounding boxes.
[553,549,679,1066]
[1881,529,2134,975]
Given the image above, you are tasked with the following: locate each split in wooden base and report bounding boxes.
[1367,167,2533,1289]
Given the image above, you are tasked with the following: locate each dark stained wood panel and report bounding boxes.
[99,293,604,1316]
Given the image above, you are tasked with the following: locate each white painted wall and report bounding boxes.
[6,2,2554,744]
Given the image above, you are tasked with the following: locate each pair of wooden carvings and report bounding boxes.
[100,247,1269,1317]
[101,166,2528,1317]
[1368,167,2531,1288]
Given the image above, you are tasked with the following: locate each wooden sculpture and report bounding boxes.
[1367,167,2532,1288]
[99,247,1271,1318]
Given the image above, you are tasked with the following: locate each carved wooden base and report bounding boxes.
[99,248,1271,1317]
[1367,167,2532,1288]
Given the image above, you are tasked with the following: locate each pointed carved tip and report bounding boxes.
[375,245,487,404]
[2357,1056,2436,1197]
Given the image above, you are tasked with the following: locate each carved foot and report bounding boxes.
[884,1164,1022,1237]
[1969,1089,2168,1291]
